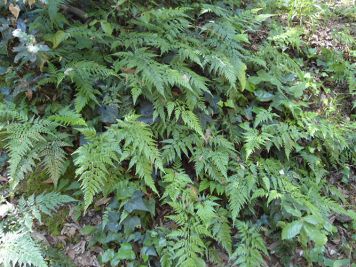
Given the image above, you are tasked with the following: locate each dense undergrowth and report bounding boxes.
[0,0,355,266]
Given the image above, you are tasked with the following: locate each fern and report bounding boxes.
[162,167,192,201]
[241,123,273,159]
[166,226,208,267]
[1,1,355,266]
[253,107,278,128]
[0,231,47,267]
[212,208,233,254]
[47,0,69,25]
[0,105,72,187]
[232,221,268,267]
[59,61,117,112]
[264,122,304,159]
[0,192,75,267]
[74,132,119,210]
[114,49,168,96]
[48,108,87,126]
[74,114,163,209]
[227,167,257,222]
[37,133,70,186]
[114,114,164,192]
[2,116,58,187]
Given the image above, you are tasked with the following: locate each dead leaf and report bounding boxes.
[66,240,86,260]
[9,4,20,20]
[94,197,111,207]
[61,223,80,237]
[27,0,36,8]
[32,231,50,246]
[26,89,33,100]
[75,252,100,267]
[42,178,54,184]
[121,67,136,74]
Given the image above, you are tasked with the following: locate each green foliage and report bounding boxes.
[0,192,75,267]
[0,0,355,266]
[0,106,70,188]
[0,231,47,267]
[232,221,268,267]
[74,114,163,210]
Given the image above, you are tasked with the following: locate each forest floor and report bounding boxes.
[9,11,355,267]
[0,1,355,266]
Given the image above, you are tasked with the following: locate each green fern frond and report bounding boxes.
[49,108,87,126]
[38,134,70,187]
[4,118,56,187]
[74,133,119,210]
[241,123,273,159]
[162,168,192,201]
[0,231,47,267]
[232,221,268,267]
[212,208,232,254]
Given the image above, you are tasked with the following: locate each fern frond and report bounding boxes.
[48,0,69,24]
[227,178,249,221]
[241,123,273,159]
[0,231,47,267]
[162,168,192,201]
[49,108,87,126]
[212,208,232,254]
[74,133,119,210]
[5,118,56,187]
[253,107,278,128]
[232,221,268,267]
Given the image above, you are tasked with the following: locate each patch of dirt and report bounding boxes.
[43,206,103,267]
[303,20,355,57]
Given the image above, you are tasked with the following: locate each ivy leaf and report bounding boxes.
[124,191,150,213]
[99,105,119,123]
[0,67,7,75]
[303,224,327,246]
[282,220,303,240]
[303,215,323,225]
[234,34,250,44]
[254,90,274,102]
[51,30,67,48]
[101,21,113,35]
[117,243,136,260]
[101,249,115,263]
[324,258,351,267]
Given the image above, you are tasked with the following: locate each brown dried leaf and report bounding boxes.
[27,0,36,8]
[9,4,20,20]
[61,223,80,237]
[26,89,33,100]
[121,67,136,74]
[94,197,111,207]
[75,252,100,267]
[32,231,50,246]
[42,178,54,184]
[67,240,86,260]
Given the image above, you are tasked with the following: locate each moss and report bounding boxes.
[43,208,68,236]
[17,169,52,196]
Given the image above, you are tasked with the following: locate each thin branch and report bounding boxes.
[60,4,88,21]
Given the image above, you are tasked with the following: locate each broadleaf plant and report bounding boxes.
[0,0,355,266]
